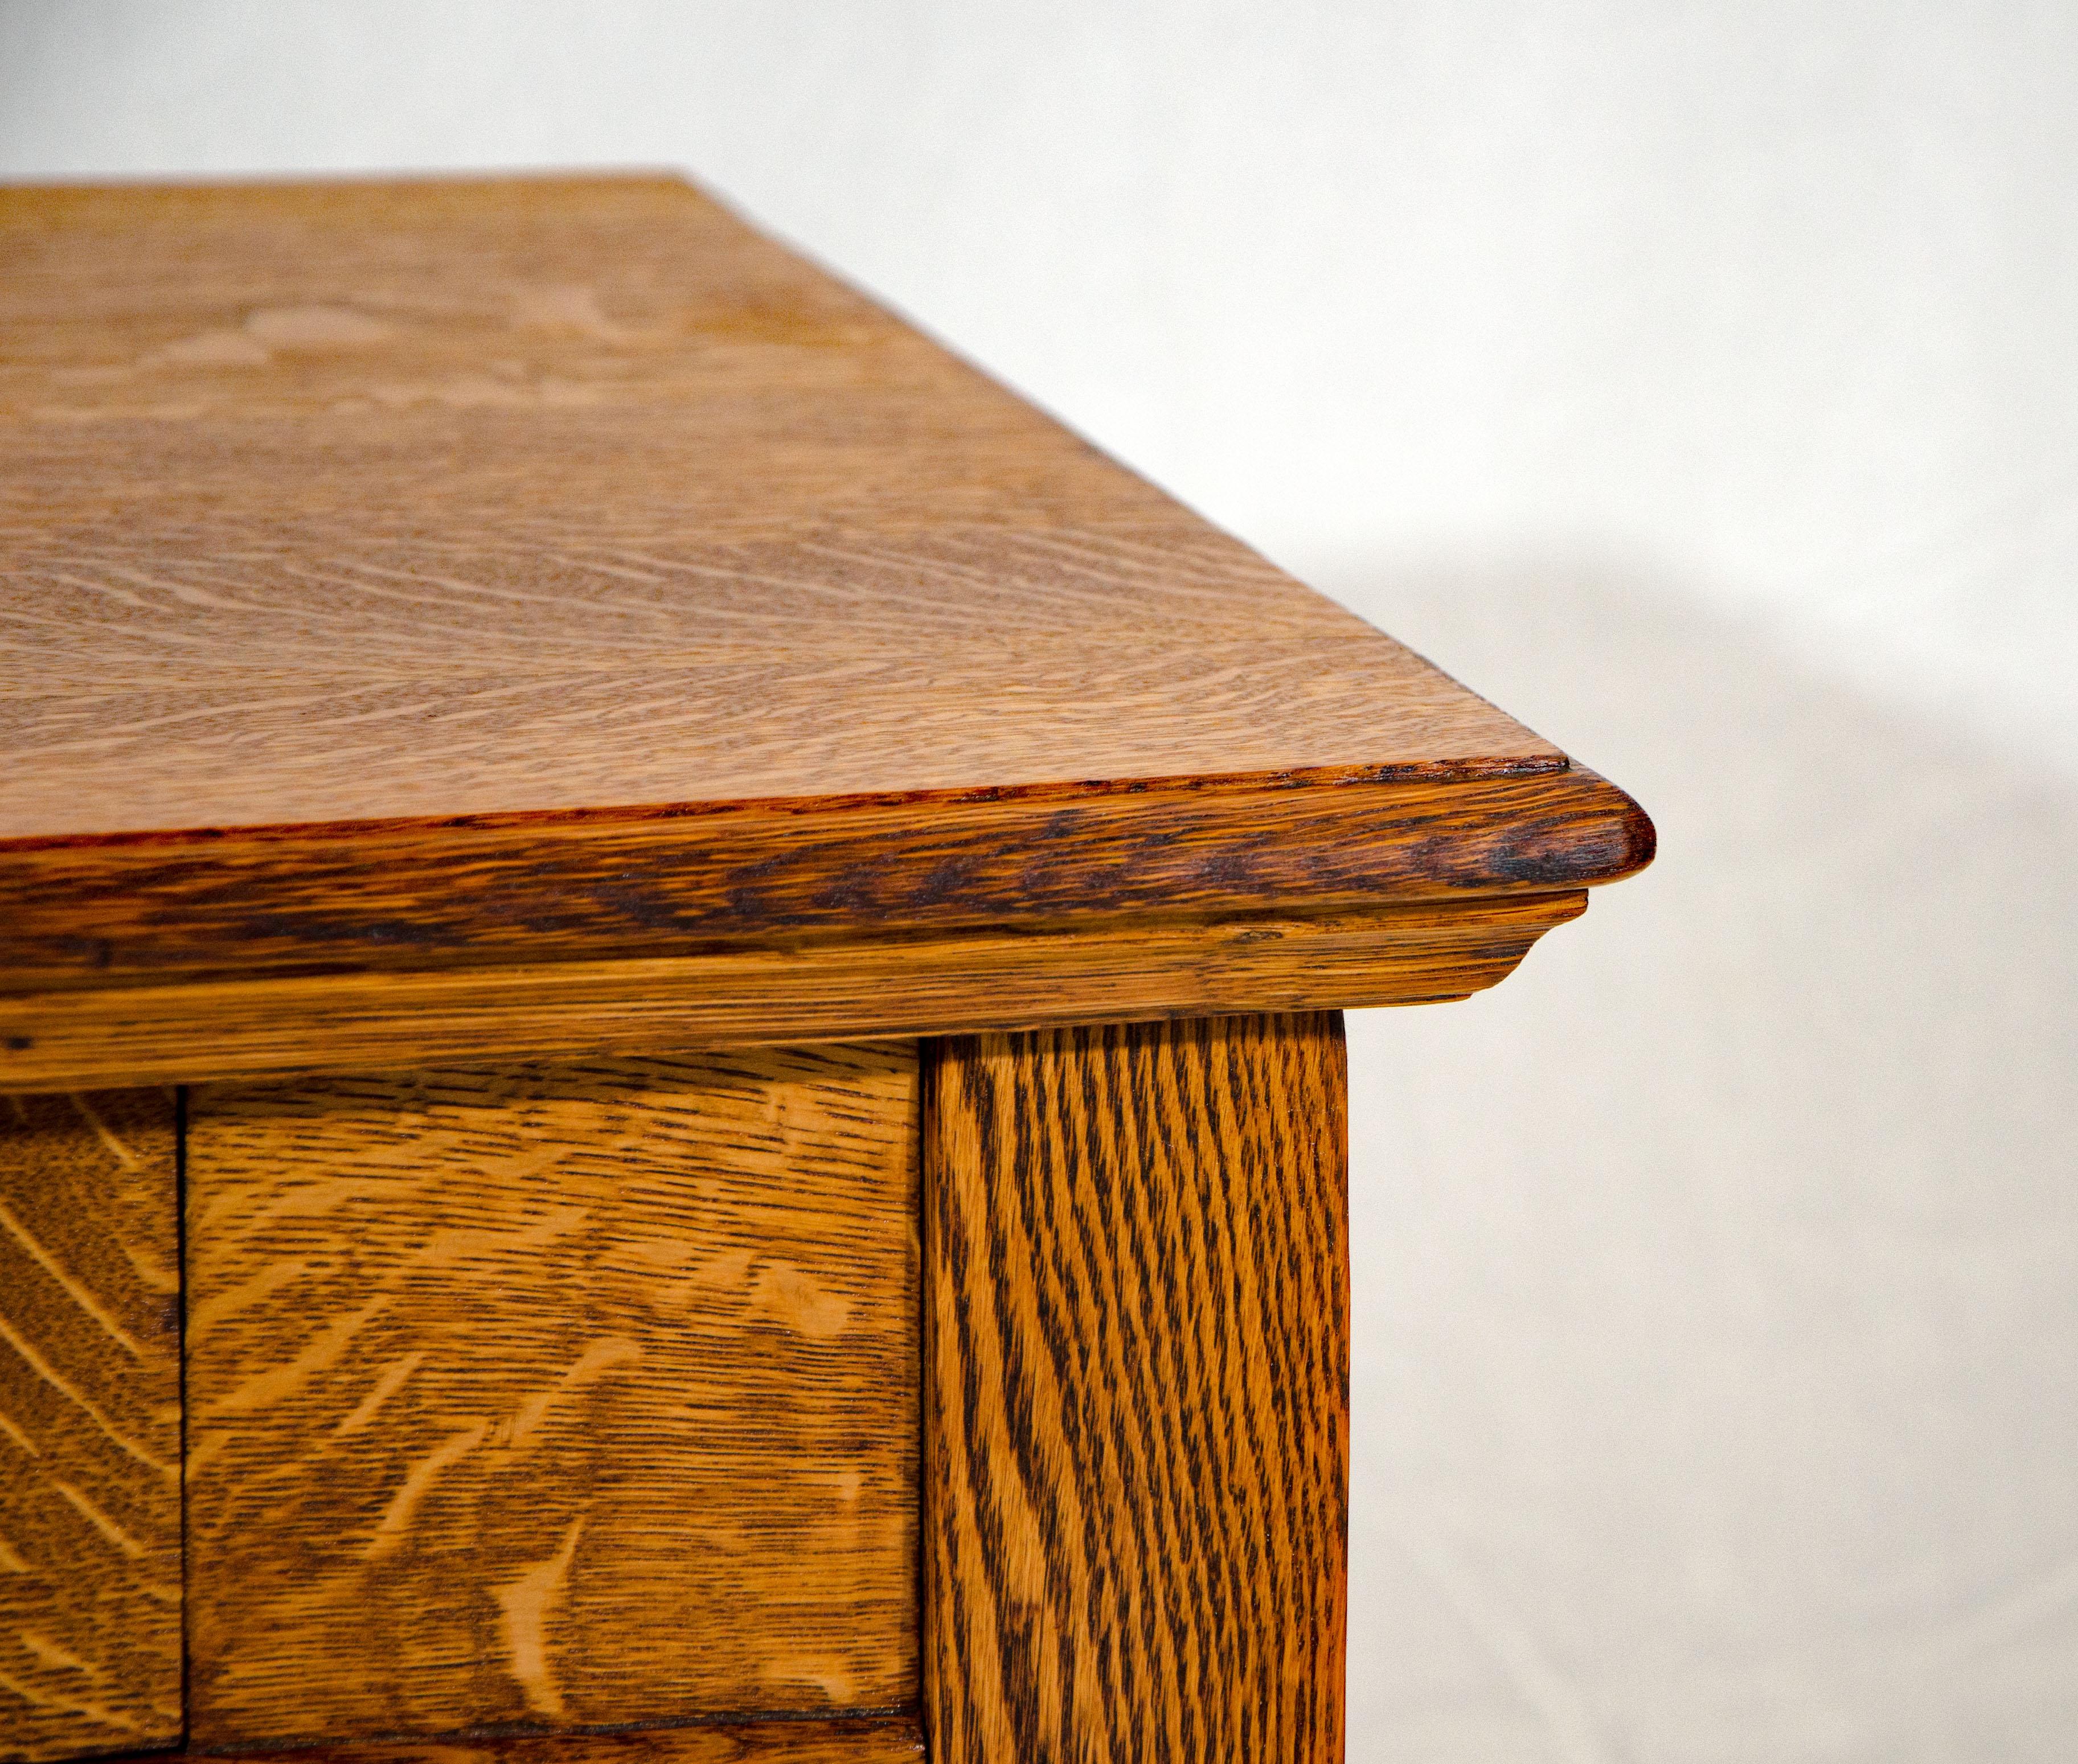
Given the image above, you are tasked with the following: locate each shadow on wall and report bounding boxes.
[1305,561,2078,1764]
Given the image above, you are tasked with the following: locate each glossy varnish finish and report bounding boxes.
[182,1048,920,1747]
[923,1016,1349,1764]
[0,1090,182,1762]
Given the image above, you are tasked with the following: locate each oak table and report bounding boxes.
[0,176,1651,1764]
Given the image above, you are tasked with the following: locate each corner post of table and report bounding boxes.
[921,1012,1351,1764]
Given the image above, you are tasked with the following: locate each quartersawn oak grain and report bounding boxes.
[102,1721,927,1764]
[923,1015,1349,1764]
[0,896,1584,1095]
[0,1090,182,1762]
[2,174,1558,849]
[183,1048,920,1748]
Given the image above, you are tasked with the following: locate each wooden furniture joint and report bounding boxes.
[0,175,1651,1764]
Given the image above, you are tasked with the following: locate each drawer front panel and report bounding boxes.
[184,1048,919,1747]
[0,1090,182,1762]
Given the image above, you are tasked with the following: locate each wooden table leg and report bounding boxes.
[923,1014,1350,1764]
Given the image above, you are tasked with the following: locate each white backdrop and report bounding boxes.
[7,6,2075,1758]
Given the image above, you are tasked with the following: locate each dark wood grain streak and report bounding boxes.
[0,1091,182,1762]
[0,771,1648,993]
[183,1050,919,1748]
[104,1721,925,1763]
[0,897,1582,1095]
[922,1015,1349,1764]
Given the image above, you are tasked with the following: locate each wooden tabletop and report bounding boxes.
[5,173,1567,836]
[0,175,1650,1088]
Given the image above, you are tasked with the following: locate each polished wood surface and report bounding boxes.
[1,171,1653,1764]
[182,1049,919,1747]
[4,174,1556,853]
[101,1722,927,1764]
[0,1091,181,1762]
[0,770,1647,992]
[0,895,1583,1095]
[923,1016,1349,1764]
[0,765,1649,1093]
[1,175,1653,1086]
